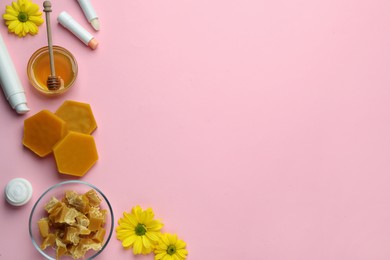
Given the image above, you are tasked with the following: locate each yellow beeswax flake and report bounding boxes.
[84,189,101,207]
[92,227,106,243]
[50,203,78,224]
[76,214,90,227]
[38,189,106,259]
[63,226,80,245]
[65,191,90,214]
[71,238,102,259]
[76,225,91,235]
[44,197,60,212]
[87,207,104,231]
[55,100,97,134]
[40,233,56,250]
[23,110,68,157]
[56,238,68,259]
[38,218,50,238]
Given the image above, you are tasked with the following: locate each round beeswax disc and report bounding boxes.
[5,178,33,206]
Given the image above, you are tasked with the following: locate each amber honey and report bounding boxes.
[27,46,78,96]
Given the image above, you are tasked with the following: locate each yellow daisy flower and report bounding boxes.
[154,233,188,260]
[2,0,44,37]
[116,205,163,255]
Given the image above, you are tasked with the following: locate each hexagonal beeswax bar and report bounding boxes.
[53,132,98,177]
[23,110,68,157]
[55,100,97,134]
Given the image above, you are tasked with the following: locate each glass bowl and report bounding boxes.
[27,46,78,96]
[29,180,114,260]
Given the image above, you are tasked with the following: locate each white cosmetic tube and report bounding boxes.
[76,0,100,31]
[57,11,98,50]
[0,34,29,114]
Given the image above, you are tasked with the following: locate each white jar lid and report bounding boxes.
[5,178,33,206]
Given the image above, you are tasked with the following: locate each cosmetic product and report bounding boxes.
[58,11,98,50]
[5,178,33,206]
[76,0,100,31]
[0,34,30,114]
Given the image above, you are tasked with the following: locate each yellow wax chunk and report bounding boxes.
[53,132,98,177]
[38,218,50,238]
[55,100,97,134]
[23,110,67,157]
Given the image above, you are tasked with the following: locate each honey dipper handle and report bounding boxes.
[43,1,56,76]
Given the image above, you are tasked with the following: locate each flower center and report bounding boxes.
[18,12,28,22]
[166,245,177,255]
[135,223,147,236]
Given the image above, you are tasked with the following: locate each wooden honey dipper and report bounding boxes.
[43,1,62,90]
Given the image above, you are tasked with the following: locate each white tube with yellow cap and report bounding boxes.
[0,34,30,114]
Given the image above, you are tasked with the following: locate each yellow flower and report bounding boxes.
[2,0,43,37]
[116,205,163,255]
[154,233,188,260]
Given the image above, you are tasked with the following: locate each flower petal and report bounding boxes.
[146,231,161,242]
[176,249,188,258]
[22,22,29,34]
[21,2,29,12]
[3,14,17,21]
[132,206,143,222]
[28,15,43,25]
[12,1,20,12]
[5,6,19,16]
[7,20,19,30]
[161,234,170,245]
[144,208,155,222]
[168,234,178,245]
[142,235,151,249]
[139,211,147,223]
[123,212,138,226]
[26,2,39,15]
[133,236,143,255]
[155,248,167,254]
[14,22,23,35]
[117,220,135,229]
[176,239,186,249]
[122,235,137,248]
[155,252,166,260]
[147,221,164,231]
[116,230,135,240]
[141,245,153,255]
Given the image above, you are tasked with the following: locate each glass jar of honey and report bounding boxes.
[27,46,78,96]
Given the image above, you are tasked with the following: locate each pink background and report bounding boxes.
[1,0,390,259]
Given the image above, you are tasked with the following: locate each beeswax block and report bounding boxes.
[55,100,97,134]
[23,110,67,157]
[53,132,98,177]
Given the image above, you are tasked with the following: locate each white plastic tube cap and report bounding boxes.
[5,178,33,206]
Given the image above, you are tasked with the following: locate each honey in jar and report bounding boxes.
[27,46,78,96]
